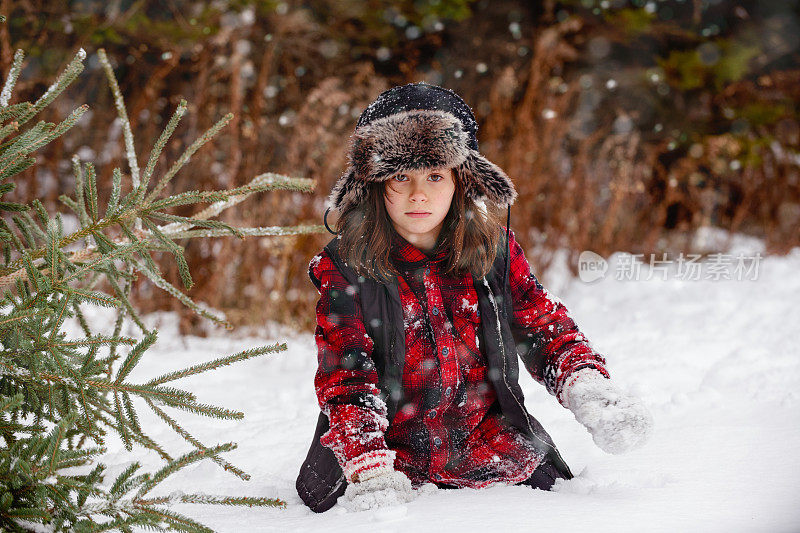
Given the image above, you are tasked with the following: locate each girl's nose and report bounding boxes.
[409,182,427,202]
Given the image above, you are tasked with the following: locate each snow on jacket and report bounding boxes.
[308,227,611,490]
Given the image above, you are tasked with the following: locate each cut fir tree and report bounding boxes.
[0,31,324,533]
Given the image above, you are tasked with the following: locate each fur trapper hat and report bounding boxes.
[327,82,517,212]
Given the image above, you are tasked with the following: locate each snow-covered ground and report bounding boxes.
[75,234,800,532]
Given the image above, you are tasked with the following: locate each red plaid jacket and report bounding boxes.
[310,227,610,489]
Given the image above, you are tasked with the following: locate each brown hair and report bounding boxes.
[335,169,504,283]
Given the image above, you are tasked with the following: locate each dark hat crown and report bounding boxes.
[356,82,479,151]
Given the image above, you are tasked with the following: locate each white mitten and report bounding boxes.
[562,368,654,454]
[339,450,417,512]
[340,469,417,512]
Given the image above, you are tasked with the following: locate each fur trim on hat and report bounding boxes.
[328,109,516,211]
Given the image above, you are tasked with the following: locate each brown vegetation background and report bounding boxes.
[2,0,798,333]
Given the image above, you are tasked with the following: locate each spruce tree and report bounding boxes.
[0,24,321,532]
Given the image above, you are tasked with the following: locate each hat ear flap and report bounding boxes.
[327,167,365,211]
[455,150,517,206]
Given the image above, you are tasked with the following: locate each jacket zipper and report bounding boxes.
[483,277,565,466]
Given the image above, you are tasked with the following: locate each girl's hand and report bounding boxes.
[563,368,654,454]
[340,469,417,512]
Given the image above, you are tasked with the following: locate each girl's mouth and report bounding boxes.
[405,212,431,218]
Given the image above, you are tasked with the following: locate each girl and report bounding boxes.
[296,83,653,513]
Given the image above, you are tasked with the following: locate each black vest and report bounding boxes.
[296,234,573,512]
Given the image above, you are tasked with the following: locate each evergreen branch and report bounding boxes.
[0,119,21,144]
[81,513,161,532]
[48,292,72,343]
[91,228,116,254]
[75,382,96,438]
[98,49,139,190]
[121,392,141,434]
[72,154,89,226]
[93,405,172,462]
[146,342,286,386]
[60,240,144,284]
[44,342,84,395]
[53,448,104,471]
[45,412,76,476]
[0,155,35,184]
[67,287,122,308]
[13,213,37,249]
[7,507,52,522]
[0,49,24,107]
[0,102,33,122]
[156,172,316,235]
[117,219,161,271]
[104,274,150,335]
[22,210,48,243]
[143,397,250,482]
[0,208,133,277]
[0,205,314,291]
[16,48,86,127]
[144,112,233,203]
[43,482,71,507]
[47,219,60,284]
[106,167,122,217]
[0,393,24,413]
[0,120,19,141]
[76,462,106,507]
[115,331,158,384]
[0,308,45,327]
[114,390,132,451]
[130,260,232,329]
[84,162,99,222]
[129,506,213,533]
[0,362,196,405]
[137,493,286,508]
[142,217,192,290]
[147,189,231,211]
[25,104,88,154]
[163,399,244,421]
[108,382,196,405]
[0,49,25,107]
[0,218,24,251]
[226,173,316,195]
[45,335,138,348]
[57,193,81,217]
[72,300,93,337]
[146,212,244,239]
[22,251,47,292]
[110,461,142,499]
[80,344,103,377]
[0,199,30,211]
[0,121,46,173]
[135,442,236,498]
[0,418,36,435]
[139,99,187,200]
[107,300,127,364]
[162,224,325,240]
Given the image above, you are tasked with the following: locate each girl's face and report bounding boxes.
[383,167,456,253]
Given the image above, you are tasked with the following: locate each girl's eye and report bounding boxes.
[392,173,444,183]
